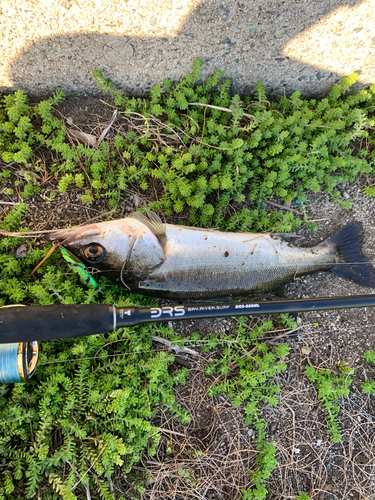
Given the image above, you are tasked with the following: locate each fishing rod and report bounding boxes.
[2,294,375,383]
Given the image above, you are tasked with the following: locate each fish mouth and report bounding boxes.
[49,225,102,246]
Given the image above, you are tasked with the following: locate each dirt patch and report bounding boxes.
[141,363,258,499]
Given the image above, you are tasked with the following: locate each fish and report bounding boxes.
[50,212,375,300]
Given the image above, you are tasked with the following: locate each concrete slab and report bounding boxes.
[1,0,373,98]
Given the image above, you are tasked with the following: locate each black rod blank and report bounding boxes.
[1,294,375,344]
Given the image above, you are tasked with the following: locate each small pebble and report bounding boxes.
[15,244,27,259]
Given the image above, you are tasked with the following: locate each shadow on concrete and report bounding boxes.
[5,0,365,98]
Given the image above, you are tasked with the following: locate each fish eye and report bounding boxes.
[84,244,105,262]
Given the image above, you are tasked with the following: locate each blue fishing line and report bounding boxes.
[0,343,23,384]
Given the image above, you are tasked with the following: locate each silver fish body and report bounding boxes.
[50,214,375,299]
[127,224,335,299]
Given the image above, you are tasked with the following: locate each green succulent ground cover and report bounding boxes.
[361,350,375,394]
[1,60,375,499]
[2,59,375,231]
[304,361,354,443]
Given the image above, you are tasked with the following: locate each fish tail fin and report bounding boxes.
[325,221,375,288]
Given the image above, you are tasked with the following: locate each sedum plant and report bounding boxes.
[1,61,375,231]
[1,59,375,499]
[304,362,353,443]
[0,207,190,499]
[204,315,291,499]
[94,60,375,227]
[362,351,375,394]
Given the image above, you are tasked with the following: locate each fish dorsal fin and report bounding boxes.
[130,210,166,242]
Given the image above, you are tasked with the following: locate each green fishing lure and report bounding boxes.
[60,247,99,289]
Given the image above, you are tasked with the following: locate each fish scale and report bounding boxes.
[129,225,335,299]
[50,213,375,300]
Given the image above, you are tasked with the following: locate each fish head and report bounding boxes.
[50,218,165,278]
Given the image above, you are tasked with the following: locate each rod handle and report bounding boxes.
[0,304,114,343]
